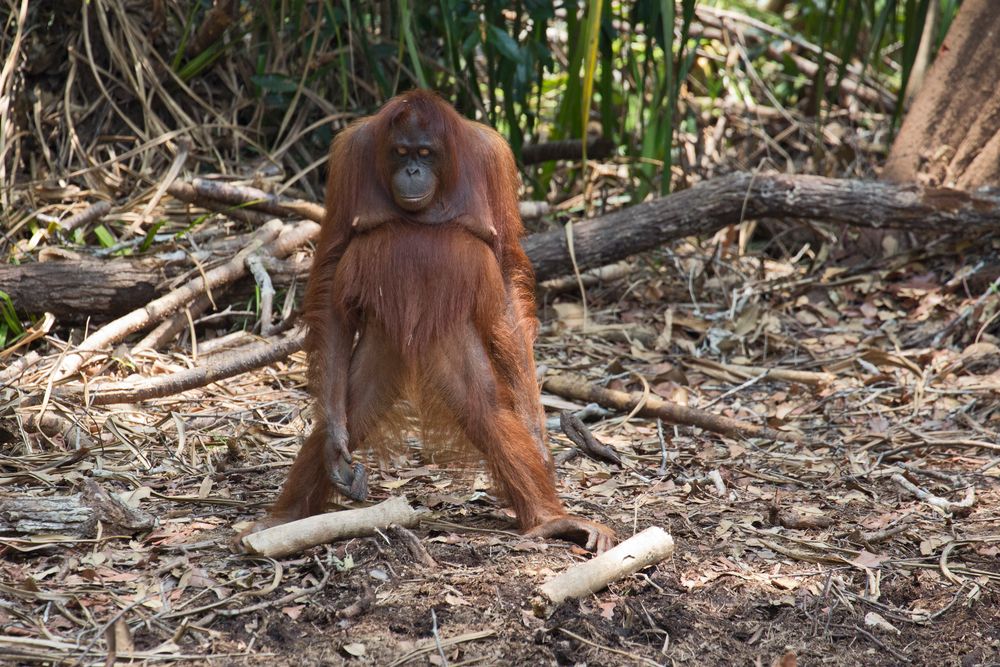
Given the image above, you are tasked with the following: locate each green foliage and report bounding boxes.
[167,0,954,198]
[139,221,167,253]
[767,0,939,119]
[93,225,117,249]
[0,290,24,348]
[398,0,429,88]
[580,0,605,152]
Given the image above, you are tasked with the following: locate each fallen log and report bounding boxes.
[0,479,155,538]
[0,256,307,322]
[7,172,1000,316]
[525,172,1000,280]
[0,259,168,320]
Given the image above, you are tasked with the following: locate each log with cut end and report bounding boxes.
[240,496,421,557]
[534,526,674,614]
[0,479,154,537]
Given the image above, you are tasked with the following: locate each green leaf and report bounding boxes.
[250,74,300,94]
[93,225,116,248]
[399,0,428,88]
[0,290,23,338]
[461,28,480,55]
[139,220,166,253]
[580,0,604,161]
[487,24,522,63]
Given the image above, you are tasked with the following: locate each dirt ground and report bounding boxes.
[4,228,1000,667]
[4,2,1000,664]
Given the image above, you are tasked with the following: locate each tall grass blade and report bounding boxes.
[399,0,428,88]
[581,0,604,162]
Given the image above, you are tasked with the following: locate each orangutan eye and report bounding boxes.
[417,147,431,157]
[395,146,408,156]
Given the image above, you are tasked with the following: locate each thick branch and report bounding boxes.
[520,137,615,165]
[167,178,325,223]
[543,373,806,444]
[55,331,305,405]
[525,172,1000,280]
[240,497,422,557]
[534,527,674,612]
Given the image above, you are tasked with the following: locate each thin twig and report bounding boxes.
[891,473,975,514]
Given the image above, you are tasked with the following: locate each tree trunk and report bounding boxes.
[884,0,1000,189]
